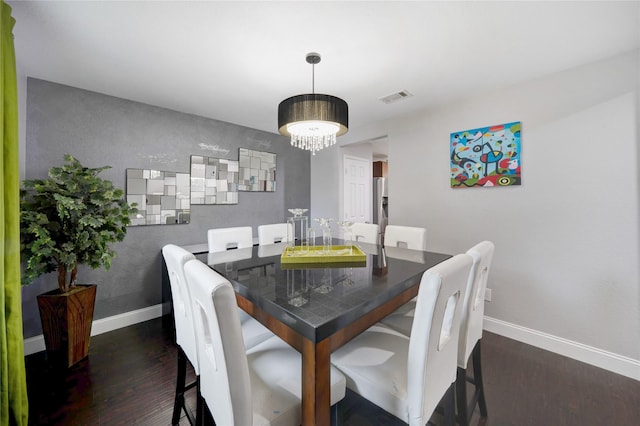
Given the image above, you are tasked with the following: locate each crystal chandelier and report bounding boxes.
[278,52,348,155]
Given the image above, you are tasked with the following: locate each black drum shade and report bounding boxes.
[278,53,349,155]
[278,93,349,137]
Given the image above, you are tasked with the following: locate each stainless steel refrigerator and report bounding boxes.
[373,177,388,234]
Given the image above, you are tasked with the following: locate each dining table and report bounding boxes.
[194,240,451,426]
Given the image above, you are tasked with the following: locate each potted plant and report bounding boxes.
[20,154,137,367]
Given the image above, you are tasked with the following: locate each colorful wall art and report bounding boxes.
[450,121,521,188]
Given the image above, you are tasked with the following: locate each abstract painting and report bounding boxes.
[450,121,521,188]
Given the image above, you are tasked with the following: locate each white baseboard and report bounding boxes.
[24,307,640,381]
[23,304,164,356]
[484,316,640,381]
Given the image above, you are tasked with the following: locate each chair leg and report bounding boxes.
[195,377,203,426]
[201,400,217,426]
[331,402,342,426]
[172,347,188,425]
[443,383,456,426]
[472,340,488,418]
[456,366,469,426]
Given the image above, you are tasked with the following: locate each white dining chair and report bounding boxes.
[184,259,347,425]
[162,244,200,425]
[206,237,275,351]
[258,242,288,258]
[257,223,293,245]
[377,242,495,425]
[207,247,253,265]
[162,244,275,425]
[383,245,428,264]
[331,254,472,426]
[351,222,379,245]
[456,241,494,426]
[207,226,253,253]
[383,225,427,251]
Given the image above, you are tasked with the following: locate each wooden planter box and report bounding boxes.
[37,284,97,367]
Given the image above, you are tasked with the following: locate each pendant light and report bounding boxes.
[278,52,348,155]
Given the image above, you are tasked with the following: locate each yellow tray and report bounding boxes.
[281,245,366,265]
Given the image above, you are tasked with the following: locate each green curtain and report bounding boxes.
[0,0,28,425]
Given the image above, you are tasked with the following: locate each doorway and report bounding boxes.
[340,137,389,225]
[343,155,371,223]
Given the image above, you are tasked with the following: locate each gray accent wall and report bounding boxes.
[22,78,310,338]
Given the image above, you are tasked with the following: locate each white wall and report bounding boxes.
[310,144,340,222]
[312,50,640,370]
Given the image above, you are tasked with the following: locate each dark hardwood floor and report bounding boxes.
[25,317,640,425]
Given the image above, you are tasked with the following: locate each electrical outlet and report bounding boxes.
[484,288,492,302]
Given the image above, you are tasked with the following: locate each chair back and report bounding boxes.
[384,245,428,264]
[351,222,379,245]
[258,242,287,258]
[407,253,472,425]
[161,244,199,374]
[207,247,253,266]
[185,259,253,426]
[207,226,253,253]
[459,241,495,368]
[257,223,293,245]
[384,225,427,251]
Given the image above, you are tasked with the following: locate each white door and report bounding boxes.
[343,156,371,223]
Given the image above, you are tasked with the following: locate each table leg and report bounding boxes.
[302,337,331,426]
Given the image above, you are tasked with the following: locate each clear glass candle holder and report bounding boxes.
[337,221,354,255]
[323,228,332,255]
[307,228,316,249]
[287,208,309,254]
[286,269,309,307]
[314,218,333,255]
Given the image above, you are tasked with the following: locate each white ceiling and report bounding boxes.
[8,1,640,140]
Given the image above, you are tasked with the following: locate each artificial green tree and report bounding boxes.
[20,154,137,293]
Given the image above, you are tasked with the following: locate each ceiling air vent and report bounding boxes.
[378,90,413,104]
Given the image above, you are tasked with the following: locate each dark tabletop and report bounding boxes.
[196,241,451,343]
